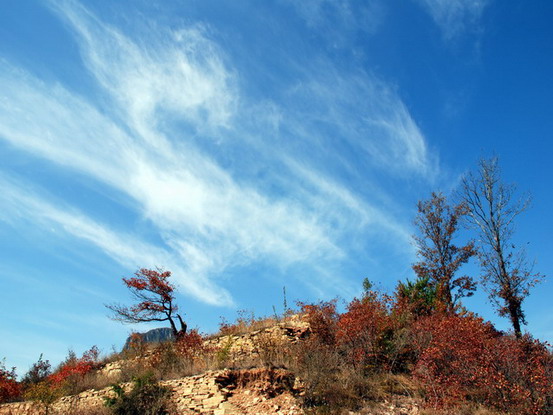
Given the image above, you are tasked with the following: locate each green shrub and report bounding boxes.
[215,336,234,368]
[104,373,172,415]
[23,380,63,415]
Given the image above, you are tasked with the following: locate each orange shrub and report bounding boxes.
[483,335,553,415]
[414,313,553,414]
[299,300,338,346]
[336,295,391,371]
[126,332,148,357]
[414,313,498,407]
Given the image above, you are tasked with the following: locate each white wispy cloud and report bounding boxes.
[284,69,436,178]
[49,0,237,141]
[0,16,347,304]
[0,0,436,307]
[414,0,489,38]
[0,174,231,305]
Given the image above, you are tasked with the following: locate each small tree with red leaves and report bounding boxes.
[299,300,339,346]
[336,294,392,372]
[174,329,205,359]
[106,268,186,338]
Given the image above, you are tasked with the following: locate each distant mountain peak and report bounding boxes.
[122,327,174,350]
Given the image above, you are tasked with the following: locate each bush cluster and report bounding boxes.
[291,286,553,415]
[414,313,552,413]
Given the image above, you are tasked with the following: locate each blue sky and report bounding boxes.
[1,0,552,374]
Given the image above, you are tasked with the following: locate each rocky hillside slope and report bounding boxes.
[0,316,421,415]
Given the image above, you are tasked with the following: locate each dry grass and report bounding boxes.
[213,315,279,338]
[209,309,302,339]
[420,405,506,415]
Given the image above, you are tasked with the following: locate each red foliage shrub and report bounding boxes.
[414,313,553,414]
[298,300,338,346]
[0,361,21,403]
[336,294,392,370]
[48,346,100,386]
[483,335,553,415]
[414,313,499,407]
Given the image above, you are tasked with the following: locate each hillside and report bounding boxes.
[0,315,422,415]
[1,307,551,415]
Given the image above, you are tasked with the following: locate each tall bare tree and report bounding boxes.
[413,192,476,312]
[460,157,543,338]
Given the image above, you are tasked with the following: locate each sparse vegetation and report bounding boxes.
[21,354,51,387]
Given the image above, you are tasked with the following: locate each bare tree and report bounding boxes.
[106,268,187,338]
[413,192,476,312]
[460,157,543,338]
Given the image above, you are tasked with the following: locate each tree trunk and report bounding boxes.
[177,314,187,337]
[509,302,522,339]
[168,317,178,337]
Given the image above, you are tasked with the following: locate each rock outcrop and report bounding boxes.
[122,327,175,350]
